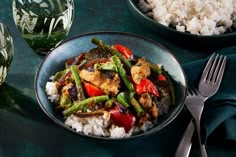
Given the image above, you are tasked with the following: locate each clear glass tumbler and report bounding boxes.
[12,0,74,55]
[0,22,14,85]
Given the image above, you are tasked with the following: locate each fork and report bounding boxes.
[198,53,227,97]
[175,53,227,157]
[185,88,208,157]
[175,89,207,157]
[196,53,227,156]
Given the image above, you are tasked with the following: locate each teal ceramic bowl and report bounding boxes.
[127,0,236,48]
[35,32,187,140]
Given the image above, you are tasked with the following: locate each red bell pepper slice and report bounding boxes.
[157,74,166,81]
[83,82,104,97]
[114,44,133,59]
[135,78,159,97]
[110,107,136,133]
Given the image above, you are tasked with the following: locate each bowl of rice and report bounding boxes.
[127,0,236,48]
[35,31,187,140]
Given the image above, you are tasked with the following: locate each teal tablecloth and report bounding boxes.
[0,0,235,157]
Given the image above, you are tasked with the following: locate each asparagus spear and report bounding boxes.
[105,98,114,108]
[54,69,68,82]
[112,55,134,92]
[149,63,162,74]
[117,92,130,108]
[63,95,109,117]
[70,65,85,100]
[91,38,132,68]
[117,92,144,114]
[130,98,144,114]
[130,92,144,114]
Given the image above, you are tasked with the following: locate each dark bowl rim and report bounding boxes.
[34,31,187,141]
[127,0,236,39]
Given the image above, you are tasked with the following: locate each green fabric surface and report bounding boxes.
[183,46,236,146]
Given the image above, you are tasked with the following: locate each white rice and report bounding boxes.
[65,113,134,138]
[139,0,236,35]
[65,114,110,136]
[109,125,133,138]
[45,82,60,103]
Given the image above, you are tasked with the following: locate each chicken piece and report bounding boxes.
[138,93,152,109]
[150,102,158,119]
[79,69,120,96]
[131,58,150,84]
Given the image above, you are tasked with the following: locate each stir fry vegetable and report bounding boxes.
[63,95,109,117]
[113,44,133,59]
[83,82,104,97]
[134,78,159,96]
[46,38,175,134]
[70,65,85,100]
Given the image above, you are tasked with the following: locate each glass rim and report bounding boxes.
[0,22,12,51]
[13,0,74,18]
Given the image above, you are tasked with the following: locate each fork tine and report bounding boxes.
[215,56,227,85]
[207,54,219,82]
[192,88,200,95]
[201,53,215,82]
[187,88,191,95]
[188,88,198,95]
[211,55,223,83]
[187,88,193,95]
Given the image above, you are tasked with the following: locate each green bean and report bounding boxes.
[130,98,144,114]
[149,63,162,74]
[54,69,68,82]
[105,98,114,108]
[63,95,109,117]
[91,38,132,68]
[112,55,134,92]
[117,92,130,108]
[70,65,85,100]
[130,92,144,114]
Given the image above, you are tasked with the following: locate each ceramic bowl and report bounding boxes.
[35,31,187,140]
[127,0,236,48]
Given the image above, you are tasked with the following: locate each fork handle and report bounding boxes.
[174,119,195,157]
[195,120,208,157]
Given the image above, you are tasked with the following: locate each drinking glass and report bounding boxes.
[0,22,14,85]
[12,0,74,55]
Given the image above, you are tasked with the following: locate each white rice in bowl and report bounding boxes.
[65,113,111,137]
[65,112,135,138]
[64,113,154,138]
[139,0,236,35]
[45,82,60,103]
